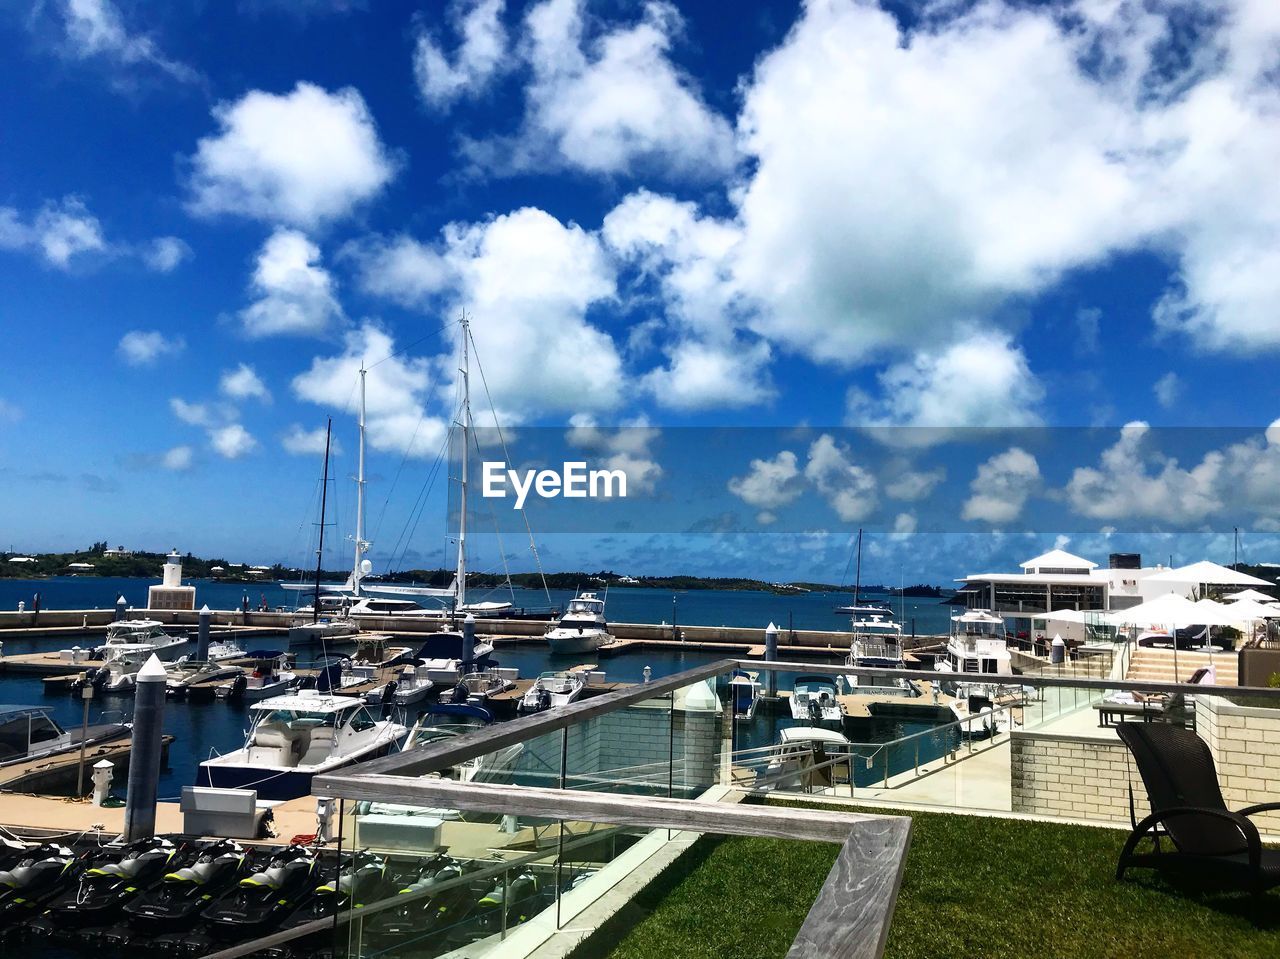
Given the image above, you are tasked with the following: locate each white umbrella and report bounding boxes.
[1145,561,1271,588]
[1223,598,1280,620]
[1032,609,1089,624]
[1225,588,1276,603]
[1106,592,1203,627]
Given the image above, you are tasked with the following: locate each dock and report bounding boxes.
[0,733,174,794]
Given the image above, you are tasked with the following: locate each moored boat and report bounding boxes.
[545,592,611,655]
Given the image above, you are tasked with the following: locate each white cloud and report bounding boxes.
[342,234,450,308]
[564,415,663,494]
[188,82,397,227]
[1061,422,1271,524]
[884,465,946,502]
[961,446,1041,525]
[144,236,191,273]
[282,424,340,455]
[219,363,271,402]
[59,0,198,83]
[0,398,22,423]
[892,512,917,537]
[639,339,773,411]
[727,450,804,513]
[0,197,106,269]
[209,423,257,459]
[161,445,193,471]
[413,0,508,110]
[603,190,773,410]
[1153,371,1182,409]
[239,228,343,338]
[847,329,1042,439]
[469,0,734,178]
[118,329,184,366]
[804,433,877,523]
[169,397,214,427]
[292,323,447,458]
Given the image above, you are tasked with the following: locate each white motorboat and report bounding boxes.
[847,609,905,669]
[365,663,434,707]
[728,669,762,721]
[545,592,611,655]
[164,659,244,699]
[762,726,851,791]
[206,638,247,662]
[788,675,843,728]
[517,671,587,715]
[77,643,157,693]
[440,668,519,706]
[413,631,495,685]
[0,705,128,768]
[99,619,190,659]
[215,652,299,702]
[197,690,407,801]
[288,618,360,645]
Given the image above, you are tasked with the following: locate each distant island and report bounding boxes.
[0,545,947,595]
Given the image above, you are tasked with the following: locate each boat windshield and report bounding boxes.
[254,708,342,729]
[567,600,604,615]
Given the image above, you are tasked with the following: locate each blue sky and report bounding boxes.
[1,0,1279,582]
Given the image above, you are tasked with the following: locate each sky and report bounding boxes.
[1,0,1279,583]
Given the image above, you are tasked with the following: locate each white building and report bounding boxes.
[957,548,1170,619]
[148,550,196,611]
[103,546,132,557]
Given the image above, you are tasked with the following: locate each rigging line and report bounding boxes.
[365,319,457,371]
[471,423,516,603]
[467,323,553,608]
[369,403,432,551]
[385,426,451,576]
[838,530,859,591]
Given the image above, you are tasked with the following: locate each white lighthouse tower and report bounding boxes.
[148,549,196,611]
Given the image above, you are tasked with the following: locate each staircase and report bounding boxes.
[1125,647,1238,686]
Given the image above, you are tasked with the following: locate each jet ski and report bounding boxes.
[363,855,474,948]
[202,844,319,940]
[118,838,248,933]
[277,849,390,933]
[467,870,543,939]
[0,842,82,925]
[37,836,185,930]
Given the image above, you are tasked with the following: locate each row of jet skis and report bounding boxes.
[0,835,555,955]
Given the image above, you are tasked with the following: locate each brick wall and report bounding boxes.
[1010,731,1145,824]
[1198,695,1280,834]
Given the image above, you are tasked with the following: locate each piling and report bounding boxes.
[123,654,167,842]
[196,604,211,661]
[462,613,476,665]
[115,595,127,622]
[1050,634,1066,665]
[764,621,778,698]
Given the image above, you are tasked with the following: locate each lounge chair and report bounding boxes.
[1115,722,1280,912]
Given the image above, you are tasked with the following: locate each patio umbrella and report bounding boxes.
[1105,592,1203,627]
[1032,609,1089,624]
[1222,598,1280,620]
[1224,588,1277,603]
[1145,561,1271,589]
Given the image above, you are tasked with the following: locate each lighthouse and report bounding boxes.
[147,549,196,611]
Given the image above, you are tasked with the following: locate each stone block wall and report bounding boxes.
[1010,732,1145,824]
[1198,695,1280,834]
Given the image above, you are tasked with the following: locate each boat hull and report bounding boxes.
[546,632,609,655]
[196,741,399,801]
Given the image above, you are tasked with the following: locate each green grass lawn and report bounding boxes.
[571,804,1279,959]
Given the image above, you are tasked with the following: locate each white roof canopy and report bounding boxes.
[1020,549,1097,571]
[1145,561,1270,587]
[1104,592,1239,627]
[1031,609,1090,624]
[1222,598,1280,620]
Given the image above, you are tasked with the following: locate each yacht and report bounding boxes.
[545,592,611,655]
[788,675,843,728]
[0,705,127,768]
[847,609,905,669]
[938,610,1014,677]
[517,671,586,715]
[197,691,407,801]
[287,617,360,646]
[414,631,495,684]
[75,643,157,693]
[214,652,299,702]
[206,637,247,662]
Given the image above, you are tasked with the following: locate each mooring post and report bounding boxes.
[462,613,475,667]
[123,654,167,842]
[115,595,127,622]
[764,621,778,698]
[196,604,211,662]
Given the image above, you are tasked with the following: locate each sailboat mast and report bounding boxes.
[353,365,368,596]
[313,418,332,624]
[456,316,470,614]
[853,528,862,609]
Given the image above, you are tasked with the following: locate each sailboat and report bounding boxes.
[833,529,893,616]
[282,321,548,625]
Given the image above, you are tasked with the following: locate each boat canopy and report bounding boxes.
[778,726,850,746]
[415,632,467,659]
[249,692,360,714]
[421,703,494,724]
